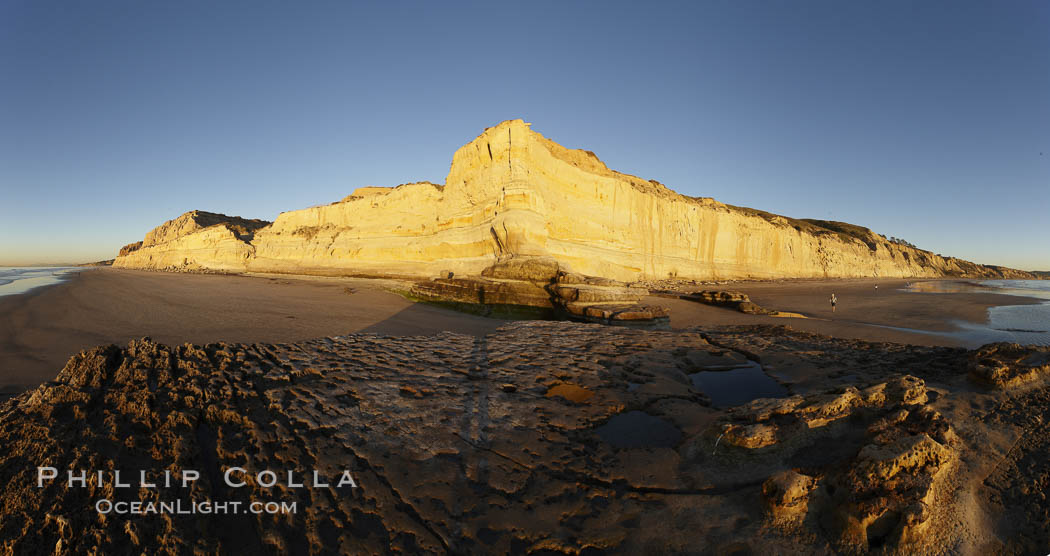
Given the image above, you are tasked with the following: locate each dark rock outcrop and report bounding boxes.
[547,271,669,327]
[682,290,776,315]
[118,241,142,257]
[410,257,671,326]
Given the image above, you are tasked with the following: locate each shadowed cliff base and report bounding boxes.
[2,322,1050,553]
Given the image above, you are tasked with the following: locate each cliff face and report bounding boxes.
[113,120,1035,280]
[113,211,270,272]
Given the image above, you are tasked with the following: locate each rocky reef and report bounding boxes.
[409,257,671,327]
[3,322,1050,553]
[680,289,784,316]
[730,375,957,551]
[112,120,1038,282]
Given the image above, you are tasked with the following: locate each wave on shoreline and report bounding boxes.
[906,280,1050,346]
[0,267,78,298]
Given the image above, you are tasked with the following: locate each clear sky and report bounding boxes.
[2,1,1047,269]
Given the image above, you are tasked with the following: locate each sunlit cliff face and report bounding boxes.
[113,120,1038,282]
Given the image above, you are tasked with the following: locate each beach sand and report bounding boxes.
[660,278,1043,345]
[0,268,503,394]
[1,270,1040,395]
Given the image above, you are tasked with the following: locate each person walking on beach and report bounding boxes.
[830,293,837,312]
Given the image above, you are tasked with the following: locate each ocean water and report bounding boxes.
[965,280,1050,346]
[908,280,1050,347]
[0,267,78,298]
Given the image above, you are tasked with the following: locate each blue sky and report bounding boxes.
[2,1,1047,269]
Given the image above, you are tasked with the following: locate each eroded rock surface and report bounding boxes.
[117,241,142,257]
[981,384,1050,554]
[700,324,969,394]
[410,257,670,326]
[0,322,726,554]
[968,342,1050,389]
[2,322,1049,554]
[548,271,669,327]
[721,375,956,552]
[410,257,561,310]
[682,289,780,315]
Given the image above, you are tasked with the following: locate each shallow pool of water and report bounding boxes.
[594,410,682,449]
[689,361,790,408]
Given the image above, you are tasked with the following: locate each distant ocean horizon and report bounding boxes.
[0,267,78,298]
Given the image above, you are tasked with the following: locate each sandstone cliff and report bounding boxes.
[114,211,270,272]
[113,121,1036,281]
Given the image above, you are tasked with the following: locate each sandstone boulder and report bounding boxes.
[682,290,777,315]
[968,342,1050,389]
[480,256,561,282]
[549,271,669,327]
[762,470,818,525]
[684,290,751,306]
[409,258,670,327]
[682,290,808,317]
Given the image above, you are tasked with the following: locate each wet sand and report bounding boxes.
[660,278,1043,346]
[1,270,1041,395]
[0,268,503,394]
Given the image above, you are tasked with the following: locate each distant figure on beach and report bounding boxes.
[830,293,837,312]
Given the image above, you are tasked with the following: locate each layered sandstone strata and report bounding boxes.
[113,120,1037,281]
[682,289,773,315]
[408,257,671,326]
[114,211,269,273]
